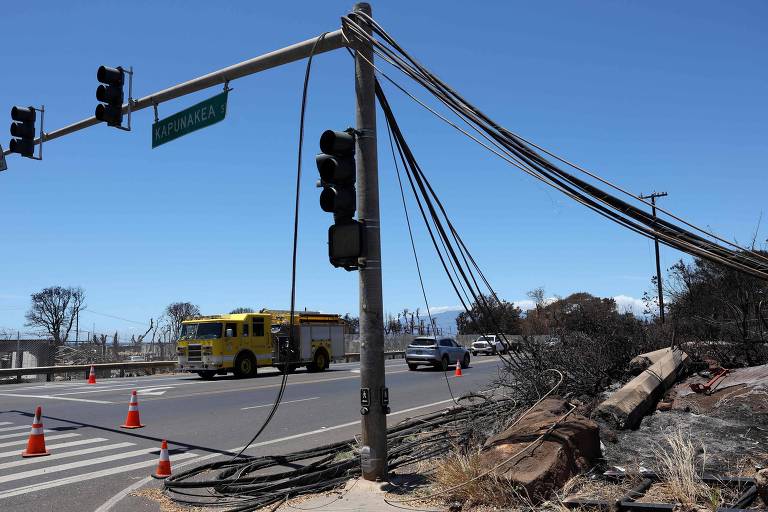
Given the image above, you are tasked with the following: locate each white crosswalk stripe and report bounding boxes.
[0,442,135,470]
[0,438,107,459]
[0,421,198,500]
[0,425,30,433]
[0,429,52,440]
[0,432,77,448]
[0,452,198,499]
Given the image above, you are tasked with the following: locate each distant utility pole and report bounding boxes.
[354,2,388,481]
[640,191,668,323]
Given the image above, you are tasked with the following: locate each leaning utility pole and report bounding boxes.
[354,2,387,481]
[640,191,668,323]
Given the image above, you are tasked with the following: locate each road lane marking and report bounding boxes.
[0,423,11,427]
[241,397,320,410]
[0,393,112,404]
[0,433,78,448]
[0,446,193,484]
[136,387,174,396]
[96,396,459,512]
[0,438,107,459]
[0,452,198,500]
[0,442,135,470]
[139,369,415,403]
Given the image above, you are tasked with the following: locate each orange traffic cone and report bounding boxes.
[21,406,50,458]
[152,440,172,478]
[87,365,96,385]
[120,390,144,429]
[454,363,463,377]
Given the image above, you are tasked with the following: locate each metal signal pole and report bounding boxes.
[640,191,668,323]
[354,2,387,481]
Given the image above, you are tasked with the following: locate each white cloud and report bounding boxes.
[512,299,535,311]
[613,294,654,315]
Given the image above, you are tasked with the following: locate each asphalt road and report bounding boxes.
[0,355,503,511]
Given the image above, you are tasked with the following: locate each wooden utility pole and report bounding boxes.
[354,2,387,481]
[640,191,668,323]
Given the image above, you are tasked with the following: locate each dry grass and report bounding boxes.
[647,428,748,511]
[560,474,636,502]
[652,428,712,507]
[132,488,204,512]
[431,449,529,509]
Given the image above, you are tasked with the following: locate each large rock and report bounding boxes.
[597,348,689,429]
[478,398,600,502]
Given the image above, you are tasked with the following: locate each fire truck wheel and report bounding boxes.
[309,349,328,373]
[197,371,216,380]
[234,352,257,379]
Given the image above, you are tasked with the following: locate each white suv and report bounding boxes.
[471,335,505,356]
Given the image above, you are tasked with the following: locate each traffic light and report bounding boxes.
[9,106,37,158]
[95,66,126,127]
[317,129,363,270]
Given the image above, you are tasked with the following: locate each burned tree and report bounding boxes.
[24,286,86,344]
[166,302,201,341]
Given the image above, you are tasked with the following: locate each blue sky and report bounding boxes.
[1,1,766,338]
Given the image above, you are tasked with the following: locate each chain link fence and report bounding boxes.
[0,337,177,384]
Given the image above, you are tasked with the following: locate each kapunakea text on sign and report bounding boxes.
[152,91,228,148]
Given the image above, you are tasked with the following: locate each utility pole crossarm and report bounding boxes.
[3,29,345,157]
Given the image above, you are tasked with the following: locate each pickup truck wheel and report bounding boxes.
[471,351,477,356]
[234,353,256,379]
[438,355,449,372]
[461,354,470,369]
[407,363,418,371]
[197,371,216,380]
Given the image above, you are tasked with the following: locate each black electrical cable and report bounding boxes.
[377,82,523,369]
[223,32,328,464]
[166,394,513,510]
[385,116,459,405]
[341,12,768,281]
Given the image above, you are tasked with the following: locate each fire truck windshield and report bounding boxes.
[180,322,222,340]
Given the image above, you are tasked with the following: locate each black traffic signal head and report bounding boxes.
[317,129,357,222]
[320,185,356,217]
[319,129,355,155]
[9,106,36,158]
[95,66,125,126]
[316,153,355,185]
[329,221,363,270]
[97,66,124,86]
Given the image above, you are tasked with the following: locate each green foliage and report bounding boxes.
[455,293,521,335]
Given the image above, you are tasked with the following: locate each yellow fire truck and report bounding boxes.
[176,310,345,379]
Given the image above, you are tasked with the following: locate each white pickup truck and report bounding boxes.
[470,335,506,355]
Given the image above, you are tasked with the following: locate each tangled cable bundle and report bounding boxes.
[164,395,516,511]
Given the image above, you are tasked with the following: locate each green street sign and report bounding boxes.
[152,91,228,148]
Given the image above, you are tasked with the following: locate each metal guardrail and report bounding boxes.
[0,351,407,382]
[339,351,405,363]
[0,361,178,382]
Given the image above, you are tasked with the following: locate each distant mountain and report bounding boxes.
[428,308,462,335]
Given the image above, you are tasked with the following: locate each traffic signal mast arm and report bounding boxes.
[2,29,344,157]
